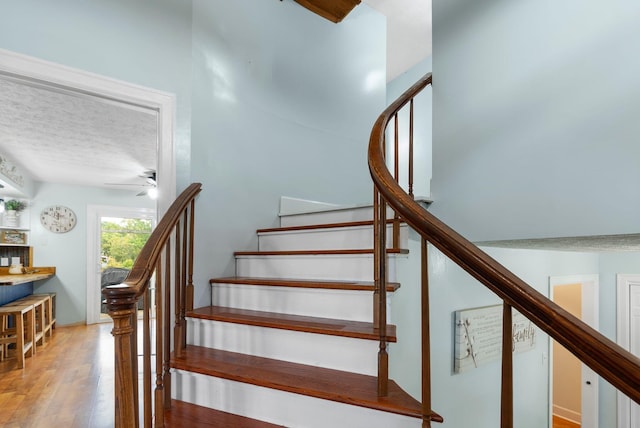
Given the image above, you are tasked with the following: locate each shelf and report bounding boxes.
[0,226,29,231]
[0,243,29,247]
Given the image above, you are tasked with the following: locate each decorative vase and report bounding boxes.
[8,263,24,274]
[4,210,18,228]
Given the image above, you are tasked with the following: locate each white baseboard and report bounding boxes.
[553,405,580,424]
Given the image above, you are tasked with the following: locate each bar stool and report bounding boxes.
[27,294,54,342]
[0,302,35,368]
[44,292,57,333]
[14,295,50,347]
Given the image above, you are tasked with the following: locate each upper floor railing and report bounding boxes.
[368,73,640,427]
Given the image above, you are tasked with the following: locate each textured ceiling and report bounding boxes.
[477,234,640,253]
[0,75,158,193]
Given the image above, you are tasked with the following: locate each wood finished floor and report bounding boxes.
[553,415,580,428]
[0,323,115,428]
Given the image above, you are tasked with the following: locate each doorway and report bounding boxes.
[616,274,640,428]
[549,274,599,428]
[87,206,155,324]
[0,49,176,326]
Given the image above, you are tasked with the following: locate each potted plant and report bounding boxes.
[4,199,26,212]
[3,199,26,228]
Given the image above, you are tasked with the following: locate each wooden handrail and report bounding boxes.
[107,183,202,301]
[104,182,202,427]
[368,72,640,416]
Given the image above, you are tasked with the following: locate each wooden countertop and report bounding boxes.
[0,267,56,286]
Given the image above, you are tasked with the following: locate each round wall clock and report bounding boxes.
[40,205,77,233]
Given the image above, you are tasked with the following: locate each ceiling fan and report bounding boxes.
[105,169,157,197]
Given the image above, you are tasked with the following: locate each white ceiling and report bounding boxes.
[363,0,432,81]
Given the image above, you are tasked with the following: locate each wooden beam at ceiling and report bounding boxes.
[294,0,362,23]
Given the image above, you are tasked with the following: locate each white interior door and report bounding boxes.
[550,274,599,428]
[616,274,640,428]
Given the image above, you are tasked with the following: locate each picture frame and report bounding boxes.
[1,230,27,245]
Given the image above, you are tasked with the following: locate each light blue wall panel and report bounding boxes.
[432,0,640,242]
[189,0,386,302]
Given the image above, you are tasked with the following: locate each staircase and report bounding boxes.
[168,204,439,427]
[106,72,640,427]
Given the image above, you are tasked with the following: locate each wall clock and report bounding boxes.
[40,205,77,233]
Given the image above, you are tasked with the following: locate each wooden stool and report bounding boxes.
[44,292,57,332]
[27,294,54,341]
[0,303,35,368]
[13,295,49,347]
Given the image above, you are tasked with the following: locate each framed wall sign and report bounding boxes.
[454,304,537,373]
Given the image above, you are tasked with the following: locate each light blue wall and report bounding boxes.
[189,0,386,304]
[0,0,386,319]
[426,245,598,427]
[386,56,432,198]
[431,0,640,242]
[28,183,154,326]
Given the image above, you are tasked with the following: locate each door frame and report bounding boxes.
[549,274,600,428]
[0,48,176,215]
[616,274,640,428]
[86,205,156,324]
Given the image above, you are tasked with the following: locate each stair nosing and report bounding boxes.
[209,276,400,292]
[188,306,396,342]
[257,219,406,234]
[234,248,409,257]
[171,346,422,419]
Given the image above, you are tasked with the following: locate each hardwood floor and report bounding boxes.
[0,323,115,428]
[553,415,580,428]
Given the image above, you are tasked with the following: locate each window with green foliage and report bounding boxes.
[101,217,153,269]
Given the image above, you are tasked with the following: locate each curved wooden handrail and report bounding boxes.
[103,183,202,303]
[368,73,640,404]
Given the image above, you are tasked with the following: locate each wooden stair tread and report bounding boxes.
[165,399,284,427]
[171,346,441,420]
[210,276,400,292]
[188,306,396,342]
[257,219,404,234]
[234,248,409,256]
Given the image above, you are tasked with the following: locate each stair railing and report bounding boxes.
[369,73,640,427]
[103,182,202,428]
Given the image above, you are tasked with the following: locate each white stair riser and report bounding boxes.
[186,318,380,375]
[279,205,396,227]
[211,284,384,322]
[258,224,408,251]
[236,254,405,282]
[172,370,421,428]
